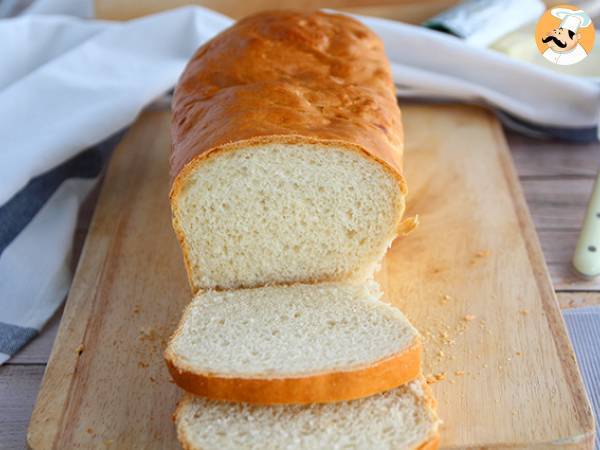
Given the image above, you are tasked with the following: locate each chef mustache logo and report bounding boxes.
[534,5,594,66]
[541,35,568,48]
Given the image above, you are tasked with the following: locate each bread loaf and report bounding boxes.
[170,10,409,292]
[174,379,440,450]
[164,282,421,404]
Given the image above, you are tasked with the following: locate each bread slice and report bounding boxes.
[164,282,421,404]
[170,10,410,293]
[174,378,441,450]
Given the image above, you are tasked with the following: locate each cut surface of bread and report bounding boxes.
[174,379,441,450]
[172,141,405,291]
[164,282,421,404]
[170,10,408,292]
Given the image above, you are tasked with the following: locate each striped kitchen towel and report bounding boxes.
[564,307,600,450]
[0,3,232,364]
[0,134,122,364]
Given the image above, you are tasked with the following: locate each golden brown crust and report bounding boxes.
[170,10,404,185]
[418,380,442,450]
[416,433,440,450]
[165,340,421,405]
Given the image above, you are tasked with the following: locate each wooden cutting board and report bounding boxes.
[27,104,594,449]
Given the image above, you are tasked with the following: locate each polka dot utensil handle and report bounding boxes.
[573,171,600,279]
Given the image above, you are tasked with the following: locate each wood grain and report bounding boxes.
[558,292,600,309]
[507,134,600,178]
[381,105,594,448]
[522,178,595,230]
[0,365,44,450]
[27,105,595,449]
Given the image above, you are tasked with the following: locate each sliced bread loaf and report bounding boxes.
[164,282,421,404]
[170,11,409,292]
[174,378,440,450]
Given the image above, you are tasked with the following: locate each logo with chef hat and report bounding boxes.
[535,5,595,65]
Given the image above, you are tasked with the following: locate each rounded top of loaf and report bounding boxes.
[170,10,404,184]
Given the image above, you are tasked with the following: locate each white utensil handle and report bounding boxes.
[573,171,600,279]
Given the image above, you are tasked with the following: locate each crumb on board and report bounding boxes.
[138,361,149,369]
[454,370,465,376]
[515,351,523,356]
[133,305,141,314]
[439,294,452,305]
[469,249,491,265]
[139,327,158,342]
[463,314,476,321]
[426,372,446,384]
[519,309,529,315]
[76,344,85,356]
[86,427,95,435]
[104,440,113,447]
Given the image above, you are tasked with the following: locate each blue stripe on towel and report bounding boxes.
[0,321,37,355]
[563,307,600,450]
[0,131,124,256]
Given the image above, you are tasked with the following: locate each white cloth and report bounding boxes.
[1,0,600,365]
[351,13,600,140]
[0,3,232,364]
[543,43,589,65]
[0,7,231,205]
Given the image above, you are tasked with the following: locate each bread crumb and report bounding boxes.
[437,350,445,357]
[519,309,529,315]
[463,314,476,321]
[86,427,94,435]
[139,327,158,342]
[133,305,140,314]
[138,361,149,368]
[454,370,465,376]
[426,372,446,384]
[76,344,85,356]
[515,351,523,356]
[104,439,113,447]
[449,379,456,384]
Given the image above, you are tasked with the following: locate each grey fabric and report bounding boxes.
[0,0,34,17]
[563,307,600,450]
[0,321,37,355]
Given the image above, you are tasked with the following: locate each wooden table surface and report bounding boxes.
[1,128,599,448]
